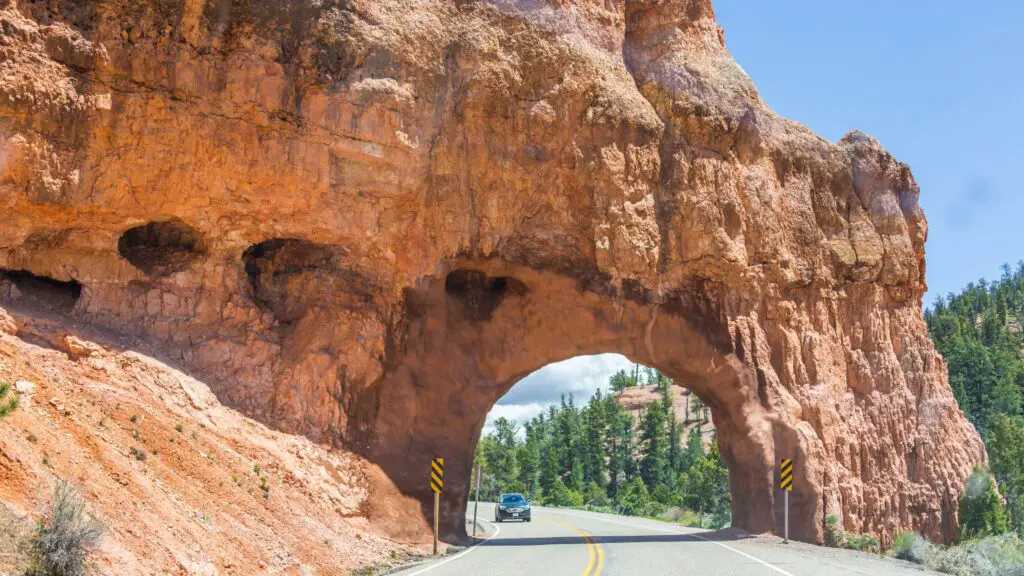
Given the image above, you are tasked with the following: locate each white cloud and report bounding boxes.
[482,353,635,436]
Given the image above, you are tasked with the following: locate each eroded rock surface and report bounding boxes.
[0,0,984,545]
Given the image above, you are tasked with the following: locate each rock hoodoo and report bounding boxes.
[0,0,985,545]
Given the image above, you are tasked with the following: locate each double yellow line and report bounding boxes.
[551,520,605,576]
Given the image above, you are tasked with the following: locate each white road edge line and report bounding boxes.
[401,517,502,576]
[546,508,796,576]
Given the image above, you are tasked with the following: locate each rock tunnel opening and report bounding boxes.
[473,354,731,527]
[355,263,807,546]
[117,219,206,277]
[0,269,82,311]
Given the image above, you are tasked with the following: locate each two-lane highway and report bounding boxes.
[391,504,939,576]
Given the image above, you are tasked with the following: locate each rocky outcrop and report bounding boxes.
[0,0,984,546]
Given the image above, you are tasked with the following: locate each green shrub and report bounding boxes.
[960,469,1010,540]
[27,480,103,576]
[821,514,882,554]
[892,531,935,564]
[824,515,846,548]
[616,477,650,516]
[651,483,678,506]
[845,534,880,553]
[885,533,1024,575]
[658,506,695,524]
[544,478,583,508]
[0,381,20,420]
[584,481,609,507]
[641,500,667,518]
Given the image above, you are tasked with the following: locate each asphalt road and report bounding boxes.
[390,504,938,576]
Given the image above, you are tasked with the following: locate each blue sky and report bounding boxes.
[715,1,1024,302]
[487,2,1024,432]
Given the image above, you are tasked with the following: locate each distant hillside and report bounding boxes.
[614,385,715,446]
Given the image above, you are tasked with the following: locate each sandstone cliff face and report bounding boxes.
[0,0,985,546]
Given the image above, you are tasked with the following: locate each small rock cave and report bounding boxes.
[117,219,206,277]
[242,238,338,324]
[0,269,82,311]
[444,269,527,321]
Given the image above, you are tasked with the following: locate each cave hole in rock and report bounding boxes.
[117,219,206,277]
[241,238,339,324]
[0,269,82,311]
[474,354,728,526]
[444,268,528,321]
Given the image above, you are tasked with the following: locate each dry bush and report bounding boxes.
[26,480,104,576]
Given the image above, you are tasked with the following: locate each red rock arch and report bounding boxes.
[0,0,986,548]
[352,261,815,542]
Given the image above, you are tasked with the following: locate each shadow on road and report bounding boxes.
[481,529,748,547]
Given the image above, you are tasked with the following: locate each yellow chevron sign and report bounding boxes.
[431,457,444,494]
[780,458,794,492]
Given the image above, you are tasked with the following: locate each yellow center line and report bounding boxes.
[549,519,604,576]
[593,531,605,575]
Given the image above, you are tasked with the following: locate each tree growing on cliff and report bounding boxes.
[608,369,638,392]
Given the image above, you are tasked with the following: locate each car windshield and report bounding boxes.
[501,495,526,505]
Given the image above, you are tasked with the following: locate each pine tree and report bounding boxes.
[605,397,635,496]
[639,400,669,491]
[987,414,1024,535]
[539,437,559,497]
[658,376,683,475]
[481,418,521,495]
[667,415,682,476]
[680,427,704,472]
[681,440,730,529]
[517,421,542,498]
[690,395,705,425]
[609,369,637,392]
[581,391,607,489]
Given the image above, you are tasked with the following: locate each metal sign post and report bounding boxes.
[473,462,482,537]
[780,458,794,543]
[431,457,444,555]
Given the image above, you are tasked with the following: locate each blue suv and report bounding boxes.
[495,493,531,522]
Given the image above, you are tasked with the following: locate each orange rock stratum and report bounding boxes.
[0,0,985,550]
